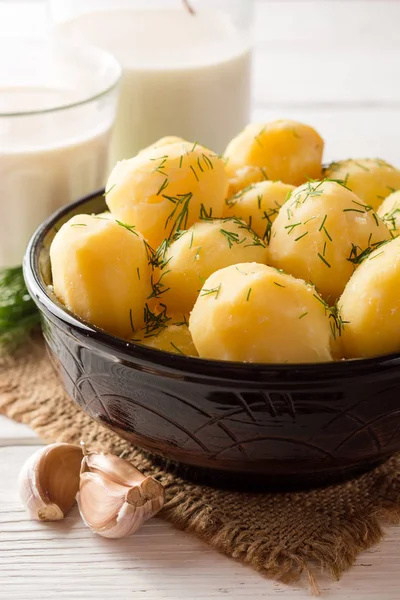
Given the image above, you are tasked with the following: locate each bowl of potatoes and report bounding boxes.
[24,121,400,490]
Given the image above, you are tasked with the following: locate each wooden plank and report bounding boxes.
[1,446,400,600]
[0,416,41,446]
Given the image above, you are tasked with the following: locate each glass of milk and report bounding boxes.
[0,39,121,270]
[49,0,253,163]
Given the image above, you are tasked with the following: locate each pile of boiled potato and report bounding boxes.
[50,120,400,363]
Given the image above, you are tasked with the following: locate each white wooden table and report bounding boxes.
[2,1,400,598]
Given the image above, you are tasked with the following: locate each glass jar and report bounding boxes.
[0,39,121,269]
[48,0,254,163]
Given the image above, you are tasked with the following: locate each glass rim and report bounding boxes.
[0,39,122,118]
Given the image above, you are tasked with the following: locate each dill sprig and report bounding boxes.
[199,203,214,220]
[170,341,184,354]
[224,217,267,248]
[148,270,171,300]
[0,267,40,350]
[382,204,400,231]
[116,220,139,236]
[142,302,170,337]
[347,238,391,265]
[200,284,221,299]
[225,184,255,208]
[164,192,193,238]
[219,228,245,248]
[313,293,347,340]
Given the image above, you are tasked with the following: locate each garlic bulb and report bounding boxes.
[19,443,83,521]
[77,452,165,538]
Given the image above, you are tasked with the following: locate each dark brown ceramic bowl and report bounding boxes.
[24,190,400,490]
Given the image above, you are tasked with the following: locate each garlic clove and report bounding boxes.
[81,451,148,487]
[19,443,83,521]
[77,465,165,539]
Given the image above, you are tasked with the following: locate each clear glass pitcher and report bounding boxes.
[48,0,254,164]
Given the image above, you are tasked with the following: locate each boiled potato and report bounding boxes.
[227,165,269,197]
[324,159,400,210]
[106,142,228,248]
[268,180,391,301]
[50,214,151,338]
[339,237,400,358]
[377,190,400,234]
[189,263,333,363]
[133,311,198,356]
[160,218,268,314]
[223,180,295,239]
[224,120,324,186]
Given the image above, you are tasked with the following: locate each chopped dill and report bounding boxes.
[202,153,214,170]
[104,183,115,196]
[156,178,169,196]
[116,220,139,236]
[354,161,369,171]
[164,192,193,237]
[295,231,308,242]
[147,271,171,299]
[136,267,141,280]
[299,312,308,319]
[70,223,87,227]
[170,341,184,355]
[317,253,331,268]
[143,302,170,336]
[199,203,213,220]
[246,288,252,301]
[190,165,199,181]
[284,222,302,234]
[129,309,135,333]
[273,281,285,288]
[200,283,221,299]
[220,228,245,248]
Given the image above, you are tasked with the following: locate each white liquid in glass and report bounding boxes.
[54,9,251,162]
[0,87,111,269]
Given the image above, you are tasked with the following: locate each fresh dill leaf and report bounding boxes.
[0,267,40,349]
[170,341,185,355]
[273,281,285,288]
[219,228,245,248]
[156,178,169,196]
[246,288,252,301]
[199,204,213,220]
[190,165,199,182]
[317,253,331,268]
[129,309,135,333]
[116,220,139,236]
[295,231,308,242]
[299,312,308,319]
[104,183,115,196]
[164,192,193,237]
[202,153,214,170]
[200,284,221,299]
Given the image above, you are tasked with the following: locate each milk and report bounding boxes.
[54,9,252,162]
[0,87,112,269]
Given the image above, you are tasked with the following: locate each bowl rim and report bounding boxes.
[23,189,400,378]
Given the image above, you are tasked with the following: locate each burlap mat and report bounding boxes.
[2,335,400,595]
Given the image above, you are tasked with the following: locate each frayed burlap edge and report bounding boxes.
[2,334,400,595]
